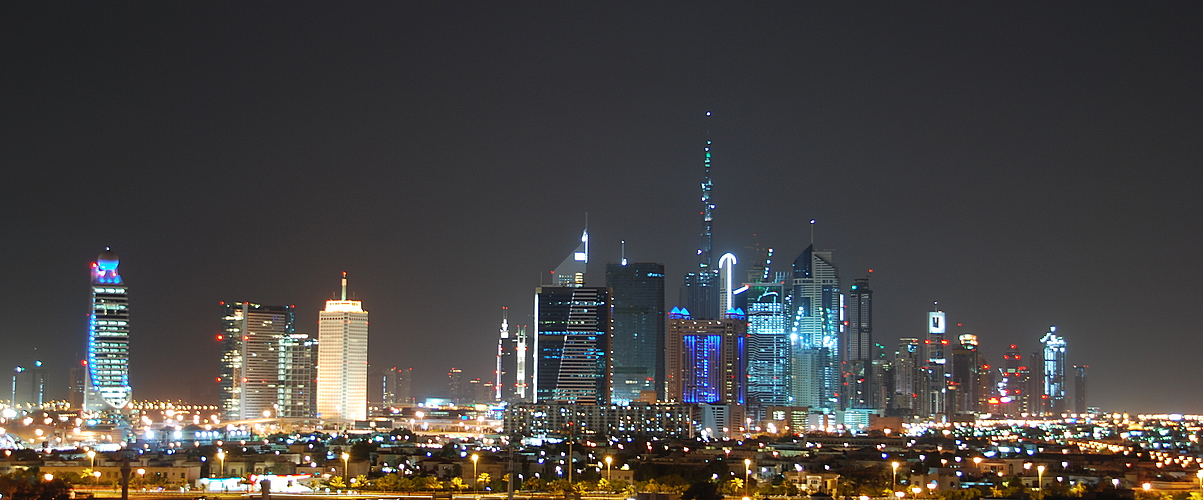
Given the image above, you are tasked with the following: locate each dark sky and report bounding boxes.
[4,3,1201,413]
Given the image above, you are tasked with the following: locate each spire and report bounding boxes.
[341,271,348,300]
[699,111,714,274]
[553,227,589,286]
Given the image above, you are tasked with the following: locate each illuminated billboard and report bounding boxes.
[929,311,946,334]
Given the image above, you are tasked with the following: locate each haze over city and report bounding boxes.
[3,2,1202,413]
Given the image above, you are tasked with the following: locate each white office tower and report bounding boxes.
[317,272,369,421]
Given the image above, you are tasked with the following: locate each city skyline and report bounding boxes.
[3,3,1202,412]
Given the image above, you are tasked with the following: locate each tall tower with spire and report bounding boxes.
[681,112,720,320]
[533,229,612,404]
[86,247,132,412]
[317,272,369,421]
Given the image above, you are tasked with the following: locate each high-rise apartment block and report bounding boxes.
[316,273,368,421]
[86,247,132,412]
[606,262,666,404]
[382,367,413,406]
[219,302,316,420]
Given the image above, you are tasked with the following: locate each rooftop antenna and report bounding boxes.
[341,271,347,300]
[810,219,816,245]
[621,240,628,266]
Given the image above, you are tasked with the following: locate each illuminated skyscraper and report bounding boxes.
[86,247,131,412]
[534,231,612,405]
[317,273,369,421]
[219,302,313,420]
[843,276,873,409]
[1040,326,1066,415]
[682,117,720,320]
[922,309,949,416]
[735,247,789,408]
[997,344,1034,417]
[788,244,841,410]
[534,286,612,405]
[665,308,747,405]
[606,261,665,404]
[12,362,46,407]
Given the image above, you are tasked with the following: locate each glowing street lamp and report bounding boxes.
[471,454,479,495]
[744,458,752,500]
[137,468,145,487]
[87,450,96,470]
[93,470,101,487]
[605,456,613,482]
[892,462,900,492]
[1037,465,1046,495]
[43,473,54,482]
[216,450,226,478]
[341,452,350,481]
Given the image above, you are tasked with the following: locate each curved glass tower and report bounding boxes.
[86,247,131,411]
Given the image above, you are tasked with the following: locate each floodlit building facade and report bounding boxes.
[219,303,314,420]
[317,273,368,421]
[86,247,132,412]
[533,286,613,405]
[1040,326,1067,415]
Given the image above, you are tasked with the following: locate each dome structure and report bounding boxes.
[96,247,119,271]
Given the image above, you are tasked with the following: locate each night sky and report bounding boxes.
[4,3,1201,413]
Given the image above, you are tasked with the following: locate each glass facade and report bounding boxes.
[788,245,841,411]
[534,287,612,405]
[605,262,665,404]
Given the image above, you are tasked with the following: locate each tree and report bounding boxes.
[0,469,72,500]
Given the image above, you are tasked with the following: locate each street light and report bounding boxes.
[605,456,613,482]
[341,452,350,481]
[471,454,479,496]
[1037,465,1046,496]
[93,470,101,488]
[87,450,96,470]
[43,473,54,482]
[744,458,752,500]
[892,462,900,492]
[216,450,226,478]
[137,468,145,488]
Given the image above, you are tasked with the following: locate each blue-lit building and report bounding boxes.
[665,308,747,405]
[86,247,132,412]
[605,262,665,404]
[734,248,790,409]
[788,244,841,411]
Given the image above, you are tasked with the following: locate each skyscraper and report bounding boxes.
[922,309,949,416]
[665,308,747,405]
[997,344,1034,417]
[788,244,841,411]
[533,286,612,405]
[86,247,131,412]
[316,273,369,421]
[219,302,314,420]
[843,276,873,409]
[534,231,613,405]
[606,261,666,404]
[950,333,982,415]
[888,337,922,415]
[1040,326,1067,415]
[736,247,790,408]
[382,367,413,406]
[681,120,720,320]
[12,362,46,407]
[1073,364,1088,414]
